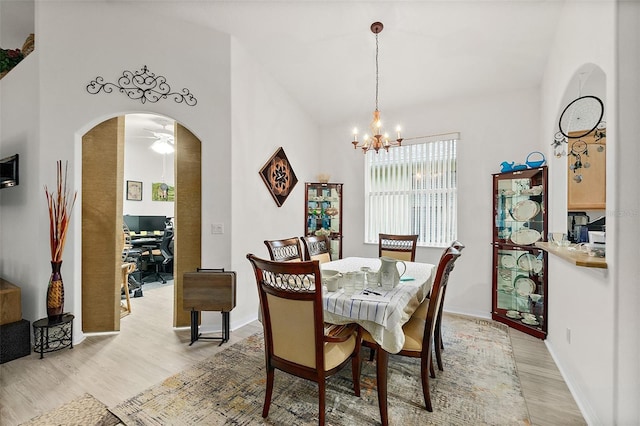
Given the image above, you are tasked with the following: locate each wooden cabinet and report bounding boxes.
[567,130,606,210]
[0,279,22,326]
[492,166,548,339]
[304,182,342,260]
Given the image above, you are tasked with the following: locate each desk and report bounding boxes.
[130,237,161,247]
[321,257,434,426]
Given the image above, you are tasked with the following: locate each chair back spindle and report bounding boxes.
[301,235,332,263]
[264,237,303,262]
[378,233,418,262]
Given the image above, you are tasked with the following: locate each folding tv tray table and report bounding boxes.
[183,268,236,346]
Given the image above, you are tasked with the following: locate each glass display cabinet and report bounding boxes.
[492,166,548,339]
[304,182,343,260]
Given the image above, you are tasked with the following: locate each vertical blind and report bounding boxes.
[364,137,458,247]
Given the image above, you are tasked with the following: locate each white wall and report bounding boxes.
[0,1,319,340]
[228,38,320,329]
[539,0,639,424]
[0,0,34,47]
[320,87,543,319]
[614,3,640,424]
[0,52,40,322]
[122,127,175,219]
[0,1,234,340]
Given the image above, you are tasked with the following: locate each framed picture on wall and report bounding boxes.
[126,180,142,201]
[259,147,298,207]
[152,182,175,201]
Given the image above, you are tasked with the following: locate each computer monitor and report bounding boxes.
[138,215,167,233]
[123,215,140,233]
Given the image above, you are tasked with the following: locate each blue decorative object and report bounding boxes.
[501,151,547,173]
[525,151,546,168]
[500,162,514,172]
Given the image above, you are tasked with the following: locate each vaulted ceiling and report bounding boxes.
[158,1,565,126]
[3,1,566,128]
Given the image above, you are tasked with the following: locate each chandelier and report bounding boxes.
[351,22,403,154]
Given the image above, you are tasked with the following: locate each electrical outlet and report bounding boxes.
[566,328,571,344]
[211,223,224,234]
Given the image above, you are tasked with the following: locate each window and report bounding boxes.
[364,135,458,247]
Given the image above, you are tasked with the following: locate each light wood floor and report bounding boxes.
[509,327,585,425]
[0,284,584,425]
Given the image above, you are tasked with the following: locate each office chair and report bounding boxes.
[143,228,174,284]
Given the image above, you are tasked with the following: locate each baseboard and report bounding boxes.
[545,341,598,425]
[444,307,491,320]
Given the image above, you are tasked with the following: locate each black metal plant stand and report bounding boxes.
[33,313,74,359]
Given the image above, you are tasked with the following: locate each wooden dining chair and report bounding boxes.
[246,254,362,425]
[301,235,332,263]
[264,237,303,262]
[413,240,465,373]
[361,246,461,412]
[120,262,136,317]
[378,233,419,262]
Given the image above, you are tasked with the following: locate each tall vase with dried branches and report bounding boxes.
[44,161,77,321]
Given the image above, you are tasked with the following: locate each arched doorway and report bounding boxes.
[80,114,201,332]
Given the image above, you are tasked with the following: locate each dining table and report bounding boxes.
[321,257,435,426]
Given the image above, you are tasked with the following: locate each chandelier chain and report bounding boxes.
[351,21,404,154]
[375,33,379,112]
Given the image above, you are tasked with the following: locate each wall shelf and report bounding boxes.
[535,242,607,269]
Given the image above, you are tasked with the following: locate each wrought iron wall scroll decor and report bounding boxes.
[86,65,197,106]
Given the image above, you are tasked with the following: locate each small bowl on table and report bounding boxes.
[321,269,341,291]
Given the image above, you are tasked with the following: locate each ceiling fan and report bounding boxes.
[141,123,175,153]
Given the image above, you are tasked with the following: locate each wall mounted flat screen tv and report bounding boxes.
[0,154,19,189]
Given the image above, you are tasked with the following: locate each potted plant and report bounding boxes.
[0,48,24,78]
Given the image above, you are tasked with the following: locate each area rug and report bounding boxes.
[110,314,530,425]
[20,393,120,426]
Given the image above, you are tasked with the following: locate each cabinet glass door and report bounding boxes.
[492,166,548,339]
[493,245,547,336]
[305,183,343,260]
[494,168,546,246]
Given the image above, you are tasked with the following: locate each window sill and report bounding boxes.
[535,242,607,269]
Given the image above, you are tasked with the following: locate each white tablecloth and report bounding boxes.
[321,257,435,353]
